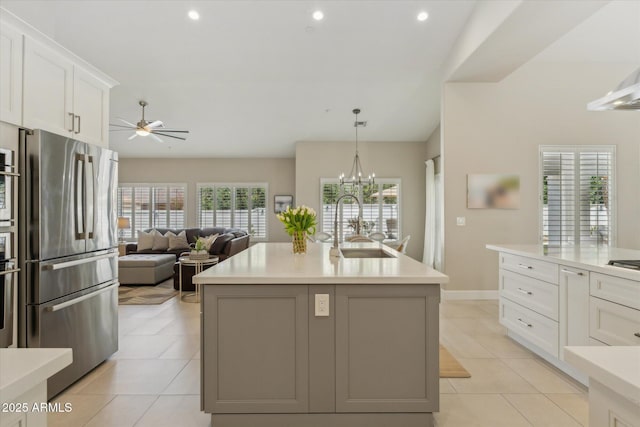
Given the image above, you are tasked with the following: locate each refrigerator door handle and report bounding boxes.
[86,155,96,239]
[43,252,118,271]
[45,281,119,312]
[75,154,86,240]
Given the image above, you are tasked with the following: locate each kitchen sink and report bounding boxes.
[339,248,397,258]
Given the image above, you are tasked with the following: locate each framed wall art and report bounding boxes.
[274,195,293,213]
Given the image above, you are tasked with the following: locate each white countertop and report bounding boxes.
[0,348,72,403]
[194,242,449,285]
[486,244,640,281]
[564,346,640,404]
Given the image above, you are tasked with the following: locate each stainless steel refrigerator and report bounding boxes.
[18,129,119,398]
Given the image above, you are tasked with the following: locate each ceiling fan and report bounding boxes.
[109,100,189,142]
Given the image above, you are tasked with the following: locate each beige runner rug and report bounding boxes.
[440,344,471,378]
[118,280,177,305]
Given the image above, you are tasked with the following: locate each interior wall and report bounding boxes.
[442,61,640,291]
[118,157,295,242]
[295,141,426,260]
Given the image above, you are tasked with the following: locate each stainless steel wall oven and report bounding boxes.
[0,147,18,348]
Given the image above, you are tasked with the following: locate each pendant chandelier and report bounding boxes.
[339,108,375,191]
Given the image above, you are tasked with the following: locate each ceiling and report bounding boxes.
[2,1,638,158]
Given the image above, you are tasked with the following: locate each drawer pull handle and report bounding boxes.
[561,269,584,276]
[517,288,533,295]
[518,264,533,270]
[635,333,640,338]
[517,318,532,328]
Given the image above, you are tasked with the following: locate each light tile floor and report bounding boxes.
[49,296,589,427]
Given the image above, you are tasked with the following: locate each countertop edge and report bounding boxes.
[486,244,640,281]
[0,348,73,403]
[564,346,640,404]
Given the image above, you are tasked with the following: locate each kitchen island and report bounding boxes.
[194,242,448,427]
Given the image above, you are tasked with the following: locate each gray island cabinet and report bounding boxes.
[194,242,449,427]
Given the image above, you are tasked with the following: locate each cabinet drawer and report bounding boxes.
[590,297,640,346]
[500,298,559,357]
[500,253,558,284]
[590,272,640,311]
[500,269,558,321]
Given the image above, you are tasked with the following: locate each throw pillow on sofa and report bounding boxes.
[137,230,155,251]
[166,230,190,250]
[152,230,170,251]
[202,233,219,250]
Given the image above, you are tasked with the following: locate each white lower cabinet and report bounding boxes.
[499,298,559,357]
[493,249,640,385]
[590,297,640,346]
[558,265,590,360]
[500,269,558,321]
[589,379,640,427]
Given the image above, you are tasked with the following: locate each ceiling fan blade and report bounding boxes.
[118,118,138,127]
[109,123,136,129]
[147,120,164,128]
[151,129,189,133]
[128,133,138,141]
[109,129,137,132]
[149,133,164,143]
[153,132,186,141]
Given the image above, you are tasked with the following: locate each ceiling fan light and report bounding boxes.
[136,128,150,136]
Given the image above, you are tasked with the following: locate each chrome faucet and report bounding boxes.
[330,193,363,257]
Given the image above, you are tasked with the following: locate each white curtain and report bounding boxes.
[423,160,436,267]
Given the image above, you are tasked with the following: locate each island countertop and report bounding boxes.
[486,244,640,281]
[193,242,449,285]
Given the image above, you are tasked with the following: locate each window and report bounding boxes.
[540,146,615,246]
[320,179,400,242]
[117,184,186,239]
[196,183,268,240]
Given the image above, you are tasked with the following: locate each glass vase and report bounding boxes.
[292,231,307,254]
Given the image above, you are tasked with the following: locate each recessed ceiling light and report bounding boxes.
[312,10,324,21]
[188,10,200,20]
[417,11,429,22]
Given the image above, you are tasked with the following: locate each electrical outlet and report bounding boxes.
[456,217,466,226]
[315,294,330,317]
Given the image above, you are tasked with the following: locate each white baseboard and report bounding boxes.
[441,290,498,300]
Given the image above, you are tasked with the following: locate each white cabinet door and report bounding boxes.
[23,37,74,136]
[73,66,109,147]
[590,297,640,346]
[558,266,590,360]
[0,23,23,126]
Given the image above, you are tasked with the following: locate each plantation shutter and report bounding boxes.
[541,146,615,246]
[195,184,268,239]
[167,186,185,228]
[250,187,267,238]
[578,151,613,244]
[197,186,215,227]
[320,179,401,242]
[216,187,233,228]
[117,187,133,238]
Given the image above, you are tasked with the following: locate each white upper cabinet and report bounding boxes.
[1,9,117,147]
[23,36,74,136]
[0,21,23,126]
[23,36,111,147]
[72,66,110,146]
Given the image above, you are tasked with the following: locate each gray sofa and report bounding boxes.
[125,227,250,290]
